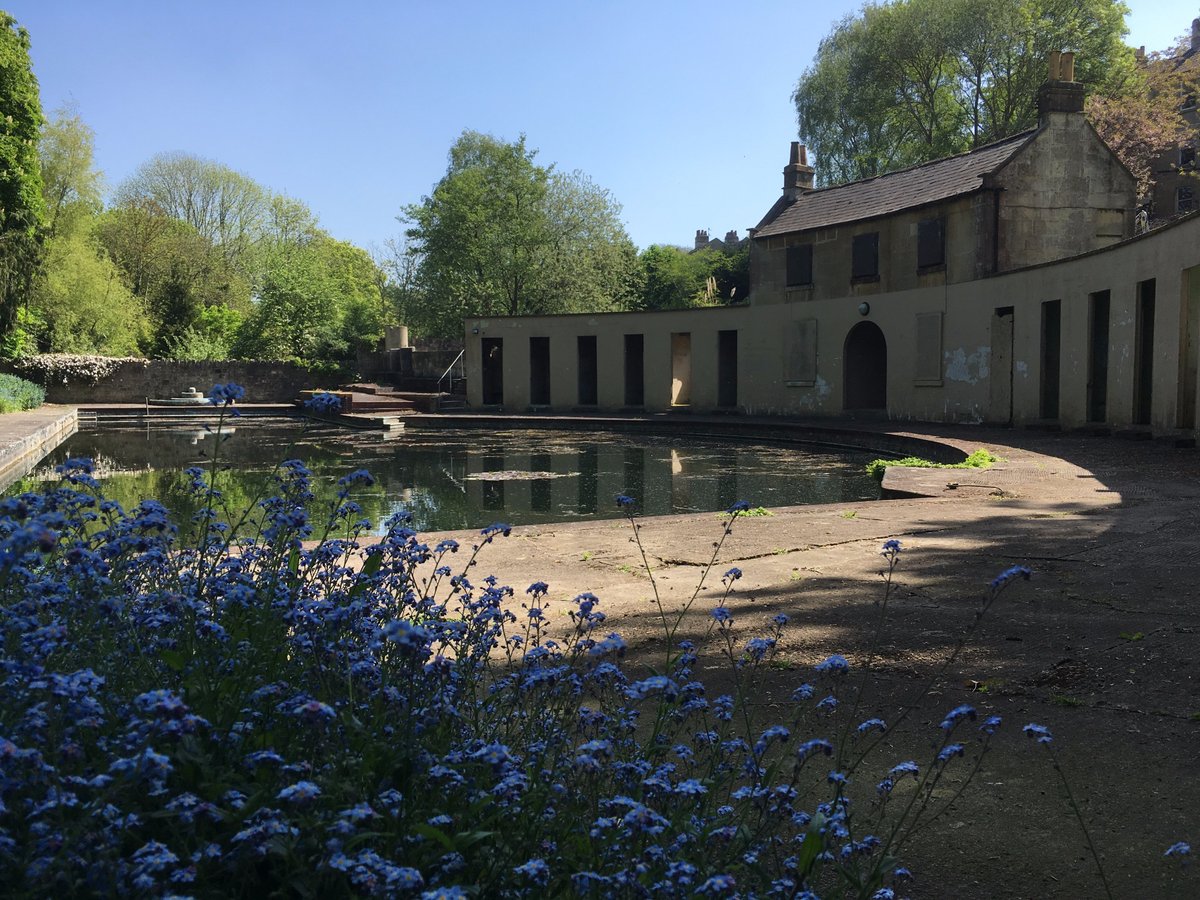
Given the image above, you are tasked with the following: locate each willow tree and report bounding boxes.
[0,12,45,341]
[793,0,1134,185]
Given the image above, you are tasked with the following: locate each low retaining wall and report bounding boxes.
[5,360,329,404]
[0,407,78,492]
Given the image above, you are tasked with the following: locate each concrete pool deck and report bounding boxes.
[399,418,1199,899]
[2,407,1196,895]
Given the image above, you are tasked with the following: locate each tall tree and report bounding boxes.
[0,12,45,339]
[793,0,1134,185]
[96,202,252,355]
[114,152,269,274]
[39,103,102,234]
[27,104,145,356]
[401,131,637,338]
[232,235,386,362]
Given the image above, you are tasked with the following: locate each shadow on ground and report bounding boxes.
[427,426,1199,899]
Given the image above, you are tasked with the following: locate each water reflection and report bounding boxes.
[16,424,882,533]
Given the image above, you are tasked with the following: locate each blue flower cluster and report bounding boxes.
[2,400,1113,896]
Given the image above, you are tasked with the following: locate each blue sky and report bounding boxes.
[7,0,1191,254]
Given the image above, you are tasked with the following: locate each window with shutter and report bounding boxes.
[851,232,879,281]
[917,217,945,270]
[785,244,813,287]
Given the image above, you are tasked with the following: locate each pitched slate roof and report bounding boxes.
[754,130,1036,238]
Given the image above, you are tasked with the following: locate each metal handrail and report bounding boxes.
[437,350,465,394]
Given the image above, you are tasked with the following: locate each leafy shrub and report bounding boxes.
[0,372,45,412]
[865,448,999,482]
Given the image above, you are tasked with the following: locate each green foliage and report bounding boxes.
[0,11,46,336]
[165,305,244,361]
[402,131,637,338]
[0,371,43,411]
[22,106,148,357]
[233,236,385,362]
[793,0,1135,185]
[114,151,269,276]
[27,225,147,356]
[866,447,999,481]
[636,244,748,310]
[39,102,103,234]
[717,505,773,519]
[95,201,252,356]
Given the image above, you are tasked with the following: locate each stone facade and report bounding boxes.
[991,111,1133,269]
[464,214,1200,431]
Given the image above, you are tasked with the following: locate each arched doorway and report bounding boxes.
[843,322,887,411]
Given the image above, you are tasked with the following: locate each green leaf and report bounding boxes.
[412,823,455,852]
[454,830,496,850]
[160,648,186,671]
[796,810,828,876]
[361,550,383,577]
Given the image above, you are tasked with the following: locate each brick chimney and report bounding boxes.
[783,142,815,201]
[724,229,739,245]
[1192,16,1199,52]
[1037,50,1085,124]
[694,229,709,250]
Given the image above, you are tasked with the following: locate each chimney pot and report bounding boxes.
[1193,17,1200,51]
[1038,50,1084,121]
[783,143,815,200]
[1060,51,1075,82]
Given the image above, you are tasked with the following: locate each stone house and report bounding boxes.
[463,55,1200,435]
[751,51,1134,304]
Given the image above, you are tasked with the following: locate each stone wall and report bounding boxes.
[5,359,328,404]
[357,348,464,380]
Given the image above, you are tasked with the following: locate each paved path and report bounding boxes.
[0,405,77,489]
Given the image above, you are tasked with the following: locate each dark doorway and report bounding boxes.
[481,338,504,405]
[1180,267,1200,429]
[717,330,738,408]
[529,337,550,406]
[1040,300,1061,420]
[843,322,887,411]
[1134,280,1156,426]
[1087,290,1110,423]
[624,334,644,406]
[989,307,1014,425]
[577,336,598,406]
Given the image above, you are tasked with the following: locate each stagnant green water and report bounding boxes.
[16,422,881,533]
